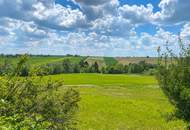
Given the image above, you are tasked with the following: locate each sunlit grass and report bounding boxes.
[50,74,187,130]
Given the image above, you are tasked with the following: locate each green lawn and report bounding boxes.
[49,74,187,130]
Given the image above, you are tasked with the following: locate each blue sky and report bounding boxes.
[0,0,190,56]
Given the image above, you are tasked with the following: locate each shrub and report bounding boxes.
[0,59,14,75]
[0,55,80,129]
[157,41,190,124]
[143,68,157,75]
[89,62,100,73]
[62,59,73,73]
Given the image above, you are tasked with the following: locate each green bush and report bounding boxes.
[89,62,100,73]
[157,43,190,124]
[143,68,157,75]
[0,59,14,75]
[0,55,80,129]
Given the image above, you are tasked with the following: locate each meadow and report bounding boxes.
[0,56,187,129]
[49,74,187,130]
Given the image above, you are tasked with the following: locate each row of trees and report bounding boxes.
[0,58,157,76]
[103,61,156,74]
[36,59,157,76]
[37,59,100,76]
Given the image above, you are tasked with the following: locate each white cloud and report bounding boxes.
[73,0,109,6]
[119,4,154,24]
[73,0,119,20]
[33,3,87,30]
[118,0,190,25]
[0,0,189,56]
[181,23,190,37]
[33,2,87,29]
[0,17,180,56]
[153,0,190,24]
[91,16,134,37]
[0,0,87,30]
[180,23,190,44]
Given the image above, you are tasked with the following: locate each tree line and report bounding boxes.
[37,59,157,75]
[0,58,157,76]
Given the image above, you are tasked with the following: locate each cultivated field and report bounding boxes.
[48,74,187,130]
[116,57,158,65]
[85,57,106,68]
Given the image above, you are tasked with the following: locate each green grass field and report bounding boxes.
[48,74,187,130]
[104,57,118,66]
[0,56,187,129]
[0,56,64,65]
[0,56,85,66]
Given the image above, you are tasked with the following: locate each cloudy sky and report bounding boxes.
[0,0,190,56]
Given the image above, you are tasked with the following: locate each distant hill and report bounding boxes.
[0,55,158,67]
[0,55,85,66]
[104,57,118,66]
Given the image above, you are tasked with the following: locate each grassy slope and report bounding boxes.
[104,57,118,66]
[49,74,187,130]
[46,56,85,66]
[0,56,160,67]
[28,56,65,66]
[0,56,64,65]
[0,56,85,66]
[63,56,86,64]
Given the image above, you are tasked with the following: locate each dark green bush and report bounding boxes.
[89,62,100,73]
[0,55,80,129]
[157,42,190,124]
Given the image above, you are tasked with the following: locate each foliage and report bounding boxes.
[79,59,90,73]
[0,59,14,75]
[143,68,157,75]
[89,62,100,73]
[36,59,157,75]
[0,55,80,129]
[104,61,157,74]
[157,40,190,124]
